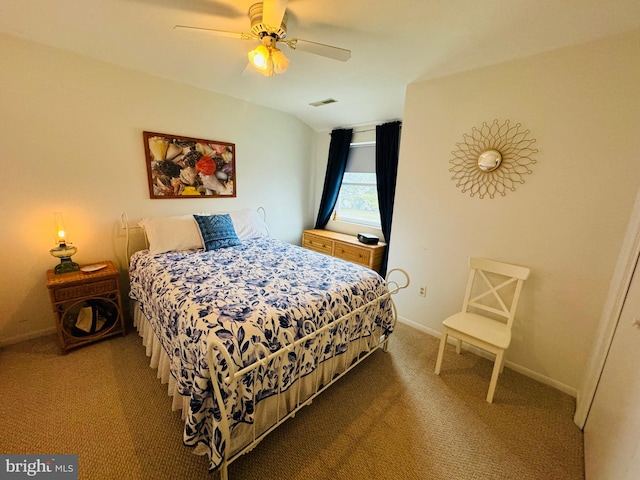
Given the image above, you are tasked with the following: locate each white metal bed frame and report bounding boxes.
[121,212,409,479]
[208,268,408,480]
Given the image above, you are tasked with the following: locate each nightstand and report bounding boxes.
[46,260,126,352]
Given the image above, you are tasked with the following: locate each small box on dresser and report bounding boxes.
[46,260,126,352]
[302,229,386,274]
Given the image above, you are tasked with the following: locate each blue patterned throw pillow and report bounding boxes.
[193,214,241,251]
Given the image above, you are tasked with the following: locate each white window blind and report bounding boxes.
[334,142,381,228]
[345,143,376,173]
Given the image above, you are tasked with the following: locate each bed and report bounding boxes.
[126,209,408,479]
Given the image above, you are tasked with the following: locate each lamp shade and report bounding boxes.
[271,48,289,74]
[248,45,271,73]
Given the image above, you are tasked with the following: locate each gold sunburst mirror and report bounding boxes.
[449,119,538,199]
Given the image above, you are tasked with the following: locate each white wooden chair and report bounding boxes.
[434,257,530,403]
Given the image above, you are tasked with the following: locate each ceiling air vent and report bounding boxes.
[309,98,338,107]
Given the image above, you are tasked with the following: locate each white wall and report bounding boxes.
[0,34,316,345]
[388,30,640,393]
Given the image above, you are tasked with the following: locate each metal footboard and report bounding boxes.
[207,268,409,480]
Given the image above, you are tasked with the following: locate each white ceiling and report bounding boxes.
[2,0,640,131]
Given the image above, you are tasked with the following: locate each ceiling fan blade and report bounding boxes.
[286,38,351,62]
[262,0,288,29]
[131,0,243,19]
[174,25,256,40]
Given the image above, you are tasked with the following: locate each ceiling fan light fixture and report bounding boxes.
[248,35,288,76]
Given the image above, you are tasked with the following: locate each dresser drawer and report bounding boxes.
[303,233,333,255]
[334,242,372,267]
[53,279,118,302]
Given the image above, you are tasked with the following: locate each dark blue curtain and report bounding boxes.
[376,121,402,277]
[314,128,353,229]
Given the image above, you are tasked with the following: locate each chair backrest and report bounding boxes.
[462,257,531,329]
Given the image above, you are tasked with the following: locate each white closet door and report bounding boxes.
[584,259,640,479]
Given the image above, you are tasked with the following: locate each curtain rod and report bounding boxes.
[326,127,374,135]
[328,122,402,135]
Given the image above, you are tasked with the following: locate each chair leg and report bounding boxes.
[435,330,448,374]
[486,349,504,403]
[455,338,462,354]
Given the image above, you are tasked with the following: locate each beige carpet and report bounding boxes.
[0,322,584,480]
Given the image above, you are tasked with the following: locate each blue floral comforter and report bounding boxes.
[129,236,393,470]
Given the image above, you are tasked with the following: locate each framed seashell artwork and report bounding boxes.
[143,131,236,199]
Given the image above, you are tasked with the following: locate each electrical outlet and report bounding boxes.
[419,286,427,297]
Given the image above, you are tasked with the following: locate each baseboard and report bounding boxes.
[0,326,57,348]
[396,316,577,398]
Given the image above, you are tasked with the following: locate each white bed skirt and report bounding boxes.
[133,301,191,418]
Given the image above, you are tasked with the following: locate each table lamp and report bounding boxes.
[49,212,80,274]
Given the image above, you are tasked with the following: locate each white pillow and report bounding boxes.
[138,209,269,254]
[139,215,204,254]
[228,209,270,240]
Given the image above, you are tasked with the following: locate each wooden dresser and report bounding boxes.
[302,229,386,274]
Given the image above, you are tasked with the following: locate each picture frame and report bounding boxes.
[142,131,236,199]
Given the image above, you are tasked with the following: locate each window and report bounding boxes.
[334,142,381,228]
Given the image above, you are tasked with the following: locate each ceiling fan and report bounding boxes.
[174,0,351,77]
